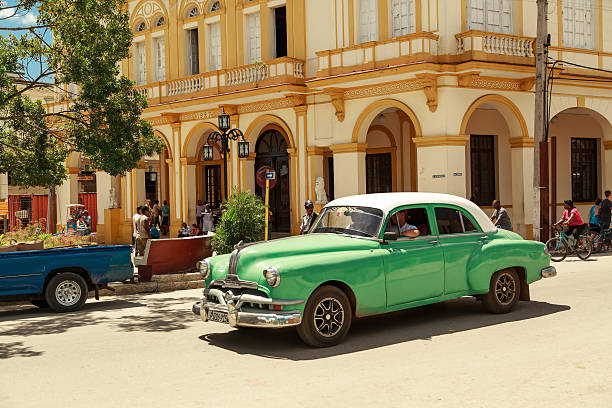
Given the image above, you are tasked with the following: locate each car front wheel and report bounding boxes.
[45,272,88,313]
[297,286,352,347]
[482,269,521,314]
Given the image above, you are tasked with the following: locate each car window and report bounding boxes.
[435,207,480,234]
[435,208,463,234]
[384,207,431,238]
[461,212,478,232]
[310,206,384,237]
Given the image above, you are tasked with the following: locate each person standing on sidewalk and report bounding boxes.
[490,200,512,231]
[135,206,151,256]
[152,200,162,227]
[161,200,170,235]
[300,200,318,235]
[195,200,204,229]
[598,190,612,231]
[132,206,143,246]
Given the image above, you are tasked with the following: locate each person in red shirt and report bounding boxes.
[554,199,587,240]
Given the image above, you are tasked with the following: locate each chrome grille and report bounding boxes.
[228,250,239,276]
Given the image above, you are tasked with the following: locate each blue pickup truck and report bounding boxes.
[0,245,133,312]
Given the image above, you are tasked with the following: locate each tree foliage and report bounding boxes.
[212,189,265,255]
[0,0,163,187]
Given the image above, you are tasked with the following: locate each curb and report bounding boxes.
[89,274,205,297]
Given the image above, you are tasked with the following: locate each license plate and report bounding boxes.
[208,310,229,324]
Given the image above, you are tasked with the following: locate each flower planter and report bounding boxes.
[0,244,18,253]
[16,240,44,252]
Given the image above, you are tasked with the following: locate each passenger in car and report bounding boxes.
[397,211,420,238]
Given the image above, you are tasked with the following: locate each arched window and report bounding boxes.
[135,21,146,32]
[208,1,221,12]
[187,6,198,18]
[155,16,165,27]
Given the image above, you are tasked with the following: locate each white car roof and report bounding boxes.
[325,192,496,233]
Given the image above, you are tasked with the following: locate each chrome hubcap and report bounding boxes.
[55,281,81,306]
[314,297,344,337]
[495,273,516,305]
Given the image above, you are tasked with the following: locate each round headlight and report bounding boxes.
[197,259,210,279]
[543,246,549,254]
[263,266,280,288]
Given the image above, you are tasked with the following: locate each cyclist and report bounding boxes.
[589,198,602,241]
[554,200,587,241]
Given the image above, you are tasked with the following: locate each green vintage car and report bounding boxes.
[192,193,556,347]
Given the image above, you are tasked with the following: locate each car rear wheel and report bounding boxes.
[482,269,521,314]
[45,272,88,313]
[297,286,352,347]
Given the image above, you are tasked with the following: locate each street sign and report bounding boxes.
[265,171,276,180]
[256,166,277,189]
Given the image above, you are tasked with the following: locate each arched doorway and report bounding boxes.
[548,107,612,223]
[363,108,416,193]
[255,129,290,233]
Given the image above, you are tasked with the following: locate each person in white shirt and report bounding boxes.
[202,203,214,233]
[195,200,204,229]
[396,211,420,238]
[132,206,143,246]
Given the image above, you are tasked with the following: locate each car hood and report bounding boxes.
[209,233,379,285]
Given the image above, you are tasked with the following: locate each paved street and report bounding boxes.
[1,256,610,408]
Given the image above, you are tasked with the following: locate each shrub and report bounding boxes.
[212,188,265,254]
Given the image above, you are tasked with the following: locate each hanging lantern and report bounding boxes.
[218,109,230,132]
[202,144,214,161]
[237,139,250,159]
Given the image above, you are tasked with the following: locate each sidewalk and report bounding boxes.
[90,272,205,298]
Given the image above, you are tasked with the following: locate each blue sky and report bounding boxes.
[1,1,52,82]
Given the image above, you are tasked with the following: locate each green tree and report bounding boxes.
[0,0,163,229]
[213,189,265,254]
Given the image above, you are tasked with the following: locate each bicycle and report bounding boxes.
[545,224,593,262]
[590,227,612,253]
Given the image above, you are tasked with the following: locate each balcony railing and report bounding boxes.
[456,30,535,63]
[315,32,439,78]
[134,57,305,104]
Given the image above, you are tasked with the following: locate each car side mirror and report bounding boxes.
[382,231,398,243]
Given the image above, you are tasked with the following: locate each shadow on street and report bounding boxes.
[0,295,198,339]
[0,341,44,359]
[199,298,570,360]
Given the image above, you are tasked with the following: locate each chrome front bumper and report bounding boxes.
[541,266,557,278]
[192,288,303,328]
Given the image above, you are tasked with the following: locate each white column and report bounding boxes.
[186,163,197,225]
[510,138,534,238]
[0,173,7,201]
[415,137,469,197]
[330,143,367,198]
[96,171,112,225]
[132,167,146,208]
[56,171,79,225]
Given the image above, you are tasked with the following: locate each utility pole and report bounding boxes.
[533,0,548,242]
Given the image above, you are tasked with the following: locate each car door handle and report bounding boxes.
[479,235,488,241]
[429,240,440,245]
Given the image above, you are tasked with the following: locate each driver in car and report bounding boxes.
[389,211,420,238]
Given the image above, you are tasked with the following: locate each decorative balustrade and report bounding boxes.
[139,57,306,101]
[167,75,206,96]
[315,32,439,78]
[456,31,535,61]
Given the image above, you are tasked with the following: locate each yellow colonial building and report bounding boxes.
[44,0,612,242]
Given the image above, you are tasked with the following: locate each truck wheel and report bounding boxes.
[297,286,352,347]
[45,272,88,313]
[482,269,521,314]
[31,299,49,309]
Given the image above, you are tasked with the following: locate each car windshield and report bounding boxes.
[309,206,384,238]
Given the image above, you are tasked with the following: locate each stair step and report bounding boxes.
[151,272,203,283]
[90,279,205,297]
